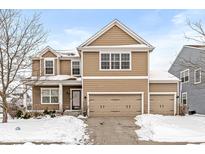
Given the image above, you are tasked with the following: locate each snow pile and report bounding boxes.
[135,114,205,142]
[0,116,89,144]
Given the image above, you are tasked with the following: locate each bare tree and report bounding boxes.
[0,10,47,123]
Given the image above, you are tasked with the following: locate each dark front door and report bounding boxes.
[72,90,81,110]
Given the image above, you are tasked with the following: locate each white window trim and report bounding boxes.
[41,88,59,104]
[44,58,55,75]
[181,92,187,105]
[99,51,132,71]
[71,60,81,76]
[194,68,201,84]
[180,69,189,84]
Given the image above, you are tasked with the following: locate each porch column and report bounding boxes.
[23,84,27,111]
[59,83,63,112]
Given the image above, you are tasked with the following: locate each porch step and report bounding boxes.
[63,110,82,116]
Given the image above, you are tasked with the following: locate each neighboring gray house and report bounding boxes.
[169,45,205,114]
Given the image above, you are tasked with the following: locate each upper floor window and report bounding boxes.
[44,59,54,75]
[194,68,201,84]
[182,92,187,105]
[100,52,131,70]
[72,61,80,76]
[180,69,189,83]
[41,88,59,104]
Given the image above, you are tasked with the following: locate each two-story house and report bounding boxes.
[169,45,205,114]
[26,19,179,116]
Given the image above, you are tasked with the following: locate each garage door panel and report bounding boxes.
[89,94,141,117]
[150,94,174,115]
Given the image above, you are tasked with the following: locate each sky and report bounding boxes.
[23,9,205,71]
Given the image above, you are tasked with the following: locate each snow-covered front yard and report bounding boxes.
[135,114,205,143]
[0,116,89,144]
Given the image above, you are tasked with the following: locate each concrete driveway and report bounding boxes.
[87,117,138,145]
[86,117,188,145]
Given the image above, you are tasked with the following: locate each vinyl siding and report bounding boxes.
[32,60,40,76]
[89,25,140,46]
[60,60,71,75]
[149,83,178,92]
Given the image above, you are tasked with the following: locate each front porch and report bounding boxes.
[32,84,82,112]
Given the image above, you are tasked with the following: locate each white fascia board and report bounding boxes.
[149,80,179,83]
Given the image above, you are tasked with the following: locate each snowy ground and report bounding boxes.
[135,114,205,143]
[0,116,89,144]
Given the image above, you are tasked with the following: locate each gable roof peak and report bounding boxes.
[78,19,154,51]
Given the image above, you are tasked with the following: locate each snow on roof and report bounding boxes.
[150,70,179,81]
[30,75,81,81]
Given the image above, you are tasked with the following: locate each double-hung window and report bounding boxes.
[45,59,54,75]
[41,88,59,104]
[72,61,80,76]
[111,53,120,69]
[121,53,130,69]
[100,52,131,70]
[180,69,189,83]
[182,92,187,105]
[194,68,201,84]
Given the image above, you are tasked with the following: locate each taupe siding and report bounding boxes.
[60,60,71,75]
[83,52,148,76]
[150,83,177,92]
[32,60,40,76]
[89,25,140,46]
[42,51,57,57]
[83,79,148,113]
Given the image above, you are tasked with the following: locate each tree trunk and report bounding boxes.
[2,97,8,123]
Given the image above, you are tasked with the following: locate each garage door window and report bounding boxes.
[182,92,187,105]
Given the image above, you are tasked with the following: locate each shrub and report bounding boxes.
[33,112,43,118]
[43,108,49,115]
[22,112,32,119]
[16,110,23,119]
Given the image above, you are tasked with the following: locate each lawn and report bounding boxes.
[135,114,205,143]
[0,115,89,144]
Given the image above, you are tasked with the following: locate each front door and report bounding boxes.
[72,90,81,110]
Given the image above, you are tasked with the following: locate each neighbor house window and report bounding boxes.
[182,92,187,105]
[44,59,54,75]
[180,69,189,83]
[194,68,201,84]
[41,88,59,104]
[72,61,80,76]
[100,52,130,70]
